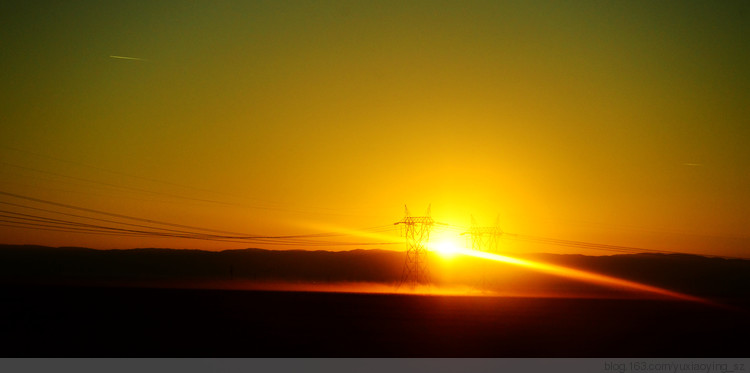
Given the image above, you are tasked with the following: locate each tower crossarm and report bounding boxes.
[394,216,435,225]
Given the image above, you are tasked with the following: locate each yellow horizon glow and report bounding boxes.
[1,2,749,258]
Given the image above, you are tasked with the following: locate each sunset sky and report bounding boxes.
[1,1,748,257]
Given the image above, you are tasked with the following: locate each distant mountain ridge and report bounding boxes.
[0,245,748,298]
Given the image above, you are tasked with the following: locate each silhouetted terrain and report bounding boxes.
[1,245,749,356]
[0,245,403,284]
[0,245,749,299]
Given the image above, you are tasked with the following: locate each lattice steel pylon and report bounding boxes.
[464,215,503,254]
[395,205,434,288]
[462,215,503,289]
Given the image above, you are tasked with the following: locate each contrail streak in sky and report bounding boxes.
[109,55,147,61]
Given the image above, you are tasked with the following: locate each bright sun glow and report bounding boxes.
[428,231,465,259]
[432,240,460,258]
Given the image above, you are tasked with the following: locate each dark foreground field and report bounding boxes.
[1,285,748,357]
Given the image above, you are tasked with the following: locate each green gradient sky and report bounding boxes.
[1,1,748,256]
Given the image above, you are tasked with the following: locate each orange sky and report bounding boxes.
[0,1,748,258]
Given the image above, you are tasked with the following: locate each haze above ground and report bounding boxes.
[0,1,748,257]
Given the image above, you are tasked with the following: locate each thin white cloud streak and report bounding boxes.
[109,55,147,61]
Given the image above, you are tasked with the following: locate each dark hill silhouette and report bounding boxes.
[0,245,404,284]
[1,245,749,357]
[0,245,748,299]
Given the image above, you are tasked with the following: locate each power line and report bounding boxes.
[0,191,400,247]
[0,213,399,246]
[0,146,378,217]
[0,190,259,236]
[418,221,749,260]
[1,187,745,258]
[0,161,271,210]
[0,199,395,241]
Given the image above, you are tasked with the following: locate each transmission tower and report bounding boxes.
[394,205,434,288]
[462,215,503,289]
[464,215,503,253]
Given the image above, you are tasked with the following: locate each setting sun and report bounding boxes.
[432,240,460,259]
[428,230,465,259]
